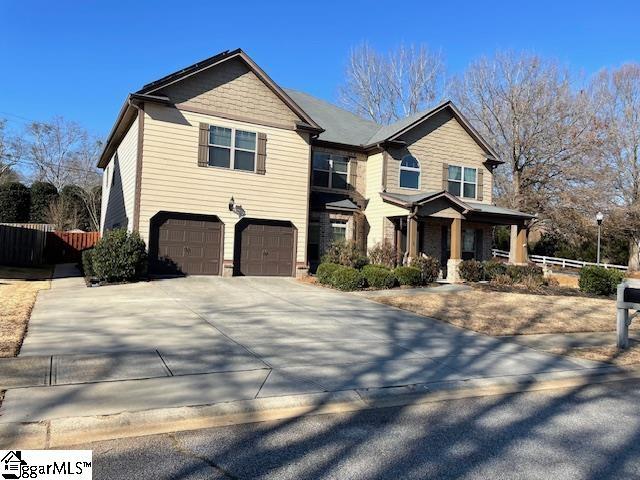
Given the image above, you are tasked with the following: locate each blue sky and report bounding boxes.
[1,0,639,138]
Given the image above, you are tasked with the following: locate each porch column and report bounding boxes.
[407,215,419,261]
[446,218,463,283]
[509,224,529,265]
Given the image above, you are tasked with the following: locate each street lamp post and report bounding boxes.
[596,212,604,265]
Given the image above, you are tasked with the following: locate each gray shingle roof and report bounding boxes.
[285,90,502,164]
[380,192,534,219]
[285,89,380,146]
[464,202,535,219]
[310,192,360,211]
[365,111,427,145]
[286,88,439,147]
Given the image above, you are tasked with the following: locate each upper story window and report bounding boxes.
[312,152,349,189]
[448,165,477,199]
[208,125,256,172]
[399,155,420,189]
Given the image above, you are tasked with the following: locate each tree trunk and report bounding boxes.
[629,238,640,271]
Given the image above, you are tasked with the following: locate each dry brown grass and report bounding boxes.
[374,288,620,336]
[296,275,318,286]
[0,266,52,357]
[549,272,579,289]
[547,341,640,366]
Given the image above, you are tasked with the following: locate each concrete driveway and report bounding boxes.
[1,272,605,423]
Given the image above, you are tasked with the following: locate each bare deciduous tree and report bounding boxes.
[25,116,102,230]
[26,117,100,190]
[339,43,446,125]
[0,119,21,183]
[592,64,640,269]
[45,195,79,231]
[451,52,601,228]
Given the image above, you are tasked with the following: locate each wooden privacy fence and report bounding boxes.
[0,223,100,266]
[0,224,49,266]
[45,231,101,264]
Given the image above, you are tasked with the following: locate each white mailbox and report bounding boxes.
[617,280,640,349]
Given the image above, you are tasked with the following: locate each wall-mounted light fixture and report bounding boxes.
[228,196,246,218]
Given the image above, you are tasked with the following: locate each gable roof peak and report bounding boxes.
[136,48,321,130]
[365,99,500,162]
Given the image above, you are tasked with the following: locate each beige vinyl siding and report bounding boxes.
[363,152,408,249]
[138,103,310,263]
[100,120,138,233]
[385,110,492,203]
[158,58,298,129]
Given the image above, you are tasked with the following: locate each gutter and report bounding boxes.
[97,94,171,168]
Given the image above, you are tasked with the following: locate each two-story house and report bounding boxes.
[99,49,532,281]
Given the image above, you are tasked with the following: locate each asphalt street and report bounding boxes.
[75,379,640,479]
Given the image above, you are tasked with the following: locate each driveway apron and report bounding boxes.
[0,275,607,423]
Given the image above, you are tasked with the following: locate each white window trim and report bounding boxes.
[331,221,347,242]
[312,153,350,190]
[448,165,477,200]
[399,155,421,190]
[208,125,257,173]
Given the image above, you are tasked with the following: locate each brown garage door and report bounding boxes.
[237,221,294,276]
[152,214,222,275]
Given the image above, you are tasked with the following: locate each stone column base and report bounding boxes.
[222,262,234,277]
[296,264,310,278]
[446,259,463,283]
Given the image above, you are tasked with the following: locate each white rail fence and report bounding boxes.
[491,249,629,271]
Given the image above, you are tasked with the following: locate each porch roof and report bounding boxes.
[310,192,359,212]
[380,191,535,221]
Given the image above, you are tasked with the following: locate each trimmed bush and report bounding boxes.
[506,264,544,283]
[362,264,397,289]
[329,265,365,291]
[459,259,484,282]
[410,256,440,284]
[92,229,147,283]
[322,240,368,269]
[29,181,58,223]
[368,241,397,268]
[316,262,341,285]
[82,248,95,277]
[394,266,422,286]
[579,266,625,296]
[483,260,507,280]
[0,182,30,222]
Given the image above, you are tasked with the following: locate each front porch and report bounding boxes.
[381,191,532,282]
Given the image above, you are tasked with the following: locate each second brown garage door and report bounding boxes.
[151,213,222,275]
[237,220,295,276]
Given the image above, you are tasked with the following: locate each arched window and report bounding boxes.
[399,155,420,189]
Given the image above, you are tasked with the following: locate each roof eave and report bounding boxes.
[326,205,359,212]
[97,93,173,168]
[295,121,324,135]
[97,96,137,168]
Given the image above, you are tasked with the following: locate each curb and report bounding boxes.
[1,366,639,449]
